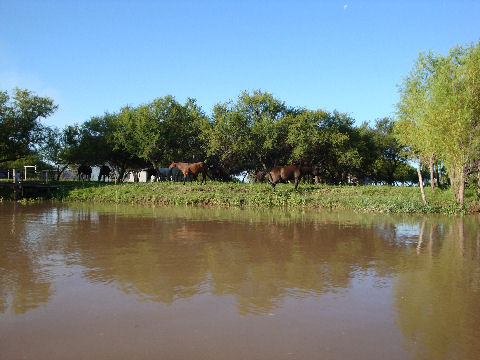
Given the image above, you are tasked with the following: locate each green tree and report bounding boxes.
[77,113,145,181]
[114,96,208,175]
[396,41,480,206]
[367,117,408,185]
[0,88,57,164]
[53,124,87,179]
[205,90,292,176]
[287,110,373,184]
[395,51,441,205]
[40,126,70,180]
[205,102,252,176]
[236,90,292,170]
[429,43,480,205]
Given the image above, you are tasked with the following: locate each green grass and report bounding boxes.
[31,180,478,214]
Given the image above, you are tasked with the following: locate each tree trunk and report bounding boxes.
[428,155,435,192]
[450,168,458,201]
[458,166,465,206]
[56,165,69,181]
[477,163,480,200]
[417,165,427,206]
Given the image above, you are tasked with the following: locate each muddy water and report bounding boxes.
[1,203,480,360]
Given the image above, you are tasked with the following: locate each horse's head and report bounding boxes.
[168,162,177,169]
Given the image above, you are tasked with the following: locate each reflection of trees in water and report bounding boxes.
[69,212,411,315]
[1,203,429,316]
[4,198,480,360]
[394,217,480,360]
[0,204,54,314]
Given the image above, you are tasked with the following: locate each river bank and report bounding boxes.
[25,181,476,214]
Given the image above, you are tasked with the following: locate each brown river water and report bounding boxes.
[1,202,480,360]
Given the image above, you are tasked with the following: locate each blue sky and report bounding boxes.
[1,0,479,128]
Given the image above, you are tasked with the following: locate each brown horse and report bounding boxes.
[268,165,319,190]
[169,162,208,185]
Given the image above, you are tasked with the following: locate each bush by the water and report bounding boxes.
[47,181,474,214]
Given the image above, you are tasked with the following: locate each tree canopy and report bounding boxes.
[0,88,57,164]
[1,87,421,186]
[395,40,480,205]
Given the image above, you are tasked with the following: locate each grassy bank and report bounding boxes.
[38,181,479,214]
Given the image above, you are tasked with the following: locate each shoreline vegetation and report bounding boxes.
[2,42,480,215]
[6,181,476,214]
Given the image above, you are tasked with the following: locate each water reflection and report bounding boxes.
[1,203,480,359]
[1,203,421,315]
[394,217,480,359]
[0,204,55,314]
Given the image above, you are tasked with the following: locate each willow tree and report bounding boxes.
[428,43,480,205]
[395,51,441,205]
[396,41,480,206]
[464,43,480,198]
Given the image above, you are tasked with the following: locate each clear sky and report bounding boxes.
[1,0,479,128]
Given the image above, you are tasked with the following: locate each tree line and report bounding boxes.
[2,39,479,207]
[0,88,417,185]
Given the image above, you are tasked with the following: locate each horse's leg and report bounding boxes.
[294,177,299,190]
[269,174,278,191]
